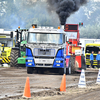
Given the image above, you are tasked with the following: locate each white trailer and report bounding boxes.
[79,38,96,55]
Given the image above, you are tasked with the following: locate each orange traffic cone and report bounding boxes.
[23,77,31,98]
[60,74,66,92]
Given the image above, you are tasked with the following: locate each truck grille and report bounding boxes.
[86,55,96,60]
[34,48,55,56]
[86,55,90,59]
[36,64,52,67]
[35,57,54,59]
[94,55,96,60]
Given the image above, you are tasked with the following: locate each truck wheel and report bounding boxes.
[27,67,33,74]
[66,60,71,74]
[66,68,69,74]
[69,56,75,74]
[86,65,89,68]
[66,67,71,74]
[10,49,19,67]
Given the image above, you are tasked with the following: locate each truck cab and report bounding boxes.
[0,38,13,64]
[26,25,66,74]
[85,43,100,67]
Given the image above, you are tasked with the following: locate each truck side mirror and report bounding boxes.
[82,47,84,51]
[10,32,13,38]
[1,44,4,52]
[78,42,82,45]
[16,30,19,41]
[66,36,67,42]
[23,44,26,51]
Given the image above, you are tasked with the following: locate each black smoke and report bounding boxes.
[47,0,87,25]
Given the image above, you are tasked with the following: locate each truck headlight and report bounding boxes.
[28,60,32,62]
[56,61,62,63]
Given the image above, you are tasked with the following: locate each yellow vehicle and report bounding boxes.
[0,37,14,64]
[0,43,2,64]
[85,43,100,67]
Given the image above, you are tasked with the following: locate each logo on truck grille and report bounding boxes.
[34,48,55,56]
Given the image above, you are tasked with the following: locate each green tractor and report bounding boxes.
[10,27,28,67]
[17,40,27,66]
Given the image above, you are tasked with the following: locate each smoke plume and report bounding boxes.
[47,0,87,25]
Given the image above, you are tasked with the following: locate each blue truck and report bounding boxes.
[25,25,69,74]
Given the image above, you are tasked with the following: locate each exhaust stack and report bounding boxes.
[61,25,64,30]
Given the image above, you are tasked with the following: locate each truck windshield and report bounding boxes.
[0,39,12,47]
[22,31,27,41]
[28,33,63,44]
[85,46,100,54]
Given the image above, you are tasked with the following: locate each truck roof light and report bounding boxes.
[58,26,60,29]
[42,27,46,29]
[18,26,20,29]
[32,24,37,28]
[46,27,49,29]
[38,26,42,29]
[50,27,54,29]
[32,25,35,28]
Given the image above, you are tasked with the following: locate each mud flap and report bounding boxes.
[75,55,86,72]
[66,55,71,74]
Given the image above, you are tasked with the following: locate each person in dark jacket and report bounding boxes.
[90,51,94,68]
[96,51,100,68]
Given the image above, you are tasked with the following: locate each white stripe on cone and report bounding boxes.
[78,69,86,88]
[96,69,100,84]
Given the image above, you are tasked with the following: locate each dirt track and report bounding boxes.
[0,67,99,100]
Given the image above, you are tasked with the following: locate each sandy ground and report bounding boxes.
[32,85,100,100]
[0,67,99,100]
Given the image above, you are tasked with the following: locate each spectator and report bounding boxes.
[90,51,94,68]
[96,51,100,68]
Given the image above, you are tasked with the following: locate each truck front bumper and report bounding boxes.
[26,57,64,68]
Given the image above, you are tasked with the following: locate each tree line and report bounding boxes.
[80,24,100,39]
[0,0,100,39]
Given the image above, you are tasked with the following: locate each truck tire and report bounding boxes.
[66,67,71,74]
[66,60,71,74]
[27,67,33,74]
[10,49,19,67]
[69,56,75,74]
